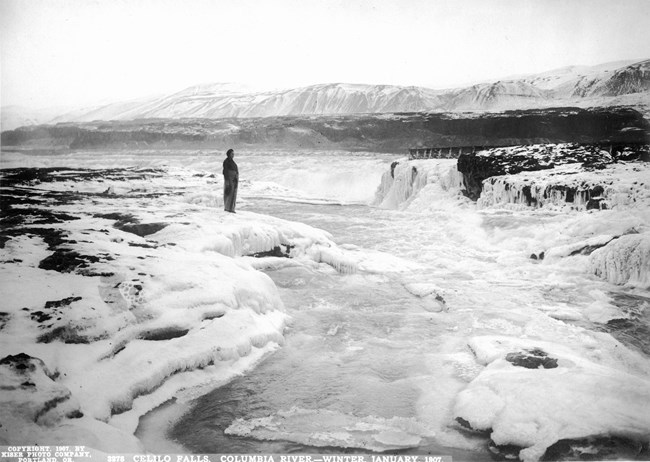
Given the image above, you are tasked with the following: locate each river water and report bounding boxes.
[125,150,648,458]
[3,148,646,458]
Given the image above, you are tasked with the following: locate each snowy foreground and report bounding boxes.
[1,148,650,461]
[0,165,356,452]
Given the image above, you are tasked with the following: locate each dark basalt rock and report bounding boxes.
[128,242,158,249]
[37,326,91,344]
[0,352,83,426]
[488,439,522,461]
[568,237,618,256]
[45,296,82,309]
[251,244,294,258]
[0,235,11,248]
[0,167,71,186]
[115,222,168,237]
[543,436,648,461]
[0,353,55,379]
[457,144,620,201]
[30,311,53,323]
[455,417,490,435]
[505,348,558,369]
[586,198,607,210]
[13,227,69,249]
[138,327,189,341]
[1,183,80,248]
[390,161,399,178]
[38,250,100,273]
[3,107,647,153]
[94,212,138,222]
[202,311,225,320]
[0,311,9,330]
[456,416,473,430]
[30,296,84,330]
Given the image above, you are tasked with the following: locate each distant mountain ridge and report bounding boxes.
[3,59,649,130]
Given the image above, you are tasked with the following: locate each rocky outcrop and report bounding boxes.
[487,436,648,462]
[458,144,615,200]
[458,143,649,201]
[0,353,143,450]
[505,348,558,369]
[0,353,82,426]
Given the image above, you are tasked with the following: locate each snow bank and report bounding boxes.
[454,335,650,462]
[589,233,650,287]
[0,222,289,447]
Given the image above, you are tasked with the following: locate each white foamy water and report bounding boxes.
[2,149,649,461]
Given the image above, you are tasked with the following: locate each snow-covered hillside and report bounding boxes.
[444,81,551,110]
[3,59,649,129]
[50,83,446,123]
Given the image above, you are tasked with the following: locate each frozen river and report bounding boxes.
[2,148,649,461]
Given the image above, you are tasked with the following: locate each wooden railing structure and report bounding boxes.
[408,143,649,160]
[408,146,487,159]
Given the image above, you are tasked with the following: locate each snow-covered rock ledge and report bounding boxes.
[478,161,650,211]
[0,167,351,448]
[453,335,650,462]
[457,143,649,203]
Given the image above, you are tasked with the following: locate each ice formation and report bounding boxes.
[453,335,650,462]
[589,233,650,287]
[478,162,650,211]
[225,407,435,451]
[373,159,466,210]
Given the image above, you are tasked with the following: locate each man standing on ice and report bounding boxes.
[222,148,239,213]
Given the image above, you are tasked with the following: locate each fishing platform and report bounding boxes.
[408,142,649,160]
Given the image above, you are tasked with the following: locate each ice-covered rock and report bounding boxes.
[589,233,650,287]
[478,159,650,211]
[374,159,466,210]
[458,143,648,202]
[0,353,142,450]
[403,283,447,312]
[454,335,650,462]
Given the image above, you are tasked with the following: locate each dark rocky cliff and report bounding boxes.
[2,107,648,153]
[457,143,649,201]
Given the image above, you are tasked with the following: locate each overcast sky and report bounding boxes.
[2,0,650,109]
